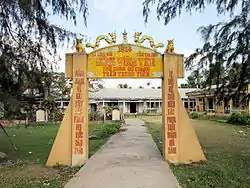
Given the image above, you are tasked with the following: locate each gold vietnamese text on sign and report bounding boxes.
[87,44,163,78]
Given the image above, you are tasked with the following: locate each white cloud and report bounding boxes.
[93,0,143,22]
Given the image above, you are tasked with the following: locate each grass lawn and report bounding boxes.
[0,122,121,188]
[140,115,250,188]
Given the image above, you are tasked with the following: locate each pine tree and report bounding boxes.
[143,0,250,96]
[0,0,88,117]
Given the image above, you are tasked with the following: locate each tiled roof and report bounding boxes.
[89,88,197,100]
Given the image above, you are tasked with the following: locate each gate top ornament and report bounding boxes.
[75,31,175,52]
[75,38,85,53]
[85,32,116,50]
[166,39,174,53]
[134,32,164,49]
[122,29,128,43]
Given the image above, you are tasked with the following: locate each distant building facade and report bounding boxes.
[186,84,250,114]
[88,88,196,114]
[23,87,197,115]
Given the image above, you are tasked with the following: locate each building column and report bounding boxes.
[205,97,208,113]
[158,101,161,112]
[162,53,206,164]
[143,101,147,114]
[229,99,233,113]
[123,100,126,113]
[46,52,88,167]
[222,99,225,114]
[162,53,180,162]
[149,100,151,113]
[195,98,199,112]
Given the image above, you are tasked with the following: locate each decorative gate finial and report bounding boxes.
[165,39,175,53]
[84,31,170,51]
[134,32,164,49]
[123,29,128,43]
[85,32,116,49]
[75,38,86,53]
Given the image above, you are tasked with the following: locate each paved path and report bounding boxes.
[64,118,181,188]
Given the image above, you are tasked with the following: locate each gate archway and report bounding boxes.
[46,31,206,166]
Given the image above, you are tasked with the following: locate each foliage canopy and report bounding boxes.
[143,0,250,97]
[0,0,88,96]
[0,0,89,117]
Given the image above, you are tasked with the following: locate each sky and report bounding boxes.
[49,0,231,89]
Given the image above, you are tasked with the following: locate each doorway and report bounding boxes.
[90,104,97,112]
[130,102,137,113]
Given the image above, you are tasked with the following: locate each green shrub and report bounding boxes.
[198,115,229,123]
[190,113,228,122]
[190,112,201,119]
[89,111,103,121]
[93,123,121,139]
[54,111,63,122]
[227,113,250,125]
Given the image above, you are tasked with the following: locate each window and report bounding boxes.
[217,101,223,106]
[232,100,240,108]
[232,95,240,108]
[63,102,69,107]
[108,102,118,106]
[146,101,156,108]
[184,102,188,108]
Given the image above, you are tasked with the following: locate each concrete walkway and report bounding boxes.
[64,118,181,188]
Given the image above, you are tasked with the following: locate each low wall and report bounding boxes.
[0,120,26,127]
[0,120,121,127]
[89,120,112,125]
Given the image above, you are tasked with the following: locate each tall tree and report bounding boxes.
[185,69,202,88]
[142,0,250,96]
[0,0,88,110]
[0,0,89,117]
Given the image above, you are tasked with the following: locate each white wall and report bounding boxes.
[89,100,163,114]
[138,102,144,113]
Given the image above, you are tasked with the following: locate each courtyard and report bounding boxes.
[1,116,250,187]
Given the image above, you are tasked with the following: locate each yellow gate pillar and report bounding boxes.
[162,53,206,164]
[46,52,88,166]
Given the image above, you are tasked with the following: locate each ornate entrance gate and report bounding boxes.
[46,31,206,166]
